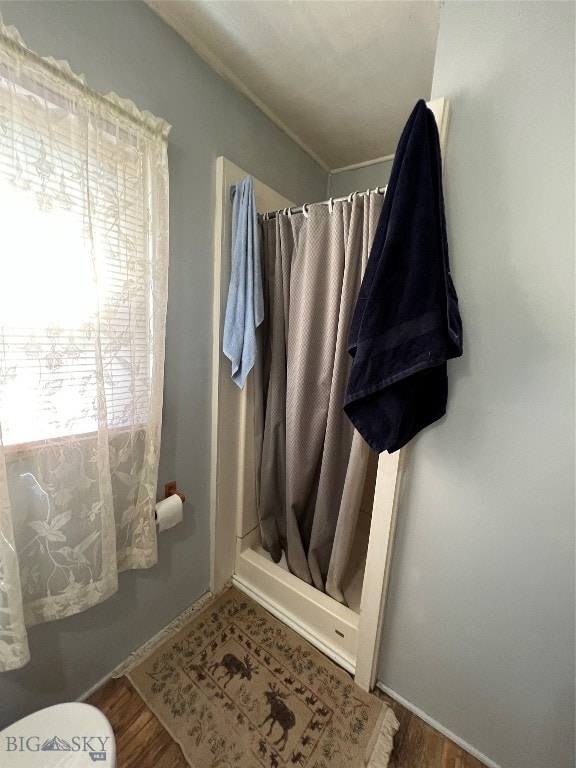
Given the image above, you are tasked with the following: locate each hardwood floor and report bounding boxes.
[87,677,187,768]
[375,690,487,768]
[87,676,487,768]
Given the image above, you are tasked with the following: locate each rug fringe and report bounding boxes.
[366,704,400,767]
[112,581,232,678]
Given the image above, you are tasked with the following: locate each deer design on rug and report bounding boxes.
[208,653,259,688]
[260,683,296,752]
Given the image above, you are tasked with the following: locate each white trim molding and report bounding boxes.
[331,154,395,175]
[376,682,502,768]
[143,1,330,172]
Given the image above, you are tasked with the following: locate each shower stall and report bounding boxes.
[210,98,449,691]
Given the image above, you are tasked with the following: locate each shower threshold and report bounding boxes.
[233,513,371,675]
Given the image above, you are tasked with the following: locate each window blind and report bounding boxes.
[0,72,153,446]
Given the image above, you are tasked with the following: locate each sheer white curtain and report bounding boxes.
[0,17,170,671]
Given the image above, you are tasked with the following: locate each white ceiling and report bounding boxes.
[145,1,441,171]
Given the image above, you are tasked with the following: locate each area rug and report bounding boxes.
[128,587,398,768]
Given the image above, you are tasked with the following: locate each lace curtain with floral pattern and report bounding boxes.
[0,16,170,671]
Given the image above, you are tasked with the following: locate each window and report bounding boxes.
[0,73,158,446]
[0,18,170,673]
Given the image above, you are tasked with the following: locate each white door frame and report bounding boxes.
[210,157,294,594]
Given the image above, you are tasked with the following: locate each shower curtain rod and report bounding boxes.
[262,185,387,220]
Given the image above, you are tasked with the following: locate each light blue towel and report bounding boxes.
[223,176,263,388]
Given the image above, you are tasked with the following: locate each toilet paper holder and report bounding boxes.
[154,480,185,525]
[164,480,185,503]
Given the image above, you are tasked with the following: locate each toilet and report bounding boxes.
[0,702,115,766]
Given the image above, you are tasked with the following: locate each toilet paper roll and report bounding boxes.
[155,493,183,532]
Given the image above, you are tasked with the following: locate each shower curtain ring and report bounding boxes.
[302,203,309,218]
[328,197,334,214]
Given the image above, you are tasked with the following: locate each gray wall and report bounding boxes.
[378,3,575,768]
[328,159,393,199]
[0,0,325,729]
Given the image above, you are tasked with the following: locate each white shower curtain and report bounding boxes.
[0,17,170,671]
[258,192,383,602]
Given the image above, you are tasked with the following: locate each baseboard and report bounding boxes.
[376,682,502,768]
[78,589,214,703]
[79,671,116,703]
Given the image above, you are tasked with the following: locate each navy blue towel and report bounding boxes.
[344,100,463,453]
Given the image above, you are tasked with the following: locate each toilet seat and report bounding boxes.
[0,702,115,767]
